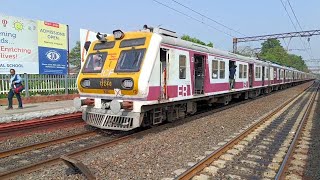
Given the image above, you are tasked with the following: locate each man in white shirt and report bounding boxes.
[6,69,23,110]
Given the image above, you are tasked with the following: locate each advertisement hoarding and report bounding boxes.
[0,14,68,74]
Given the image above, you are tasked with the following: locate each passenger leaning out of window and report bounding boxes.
[6,69,23,110]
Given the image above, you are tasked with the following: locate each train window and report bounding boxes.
[82,53,107,73]
[93,41,115,50]
[219,61,225,79]
[115,49,145,72]
[120,38,146,48]
[266,67,269,78]
[259,67,262,78]
[239,64,243,78]
[212,60,218,79]
[244,65,248,78]
[255,67,261,78]
[179,55,186,79]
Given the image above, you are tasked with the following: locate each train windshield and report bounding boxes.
[115,49,145,72]
[82,52,107,73]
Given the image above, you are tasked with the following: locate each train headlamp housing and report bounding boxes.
[122,79,133,89]
[113,30,125,40]
[96,32,108,42]
[81,79,90,88]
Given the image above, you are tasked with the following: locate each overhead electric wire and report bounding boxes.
[287,0,314,59]
[287,0,303,31]
[151,0,234,37]
[280,0,313,59]
[171,0,246,37]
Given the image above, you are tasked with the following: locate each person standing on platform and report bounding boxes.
[6,69,23,110]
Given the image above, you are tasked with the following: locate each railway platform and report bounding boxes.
[0,100,79,123]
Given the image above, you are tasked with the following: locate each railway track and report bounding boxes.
[0,129,134,179]
[0,112,83,138]
[0,82,313,179]
[0,129,130,179]
[176,82,319,180]
[280,83,319,179]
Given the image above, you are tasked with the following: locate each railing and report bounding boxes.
[0,74,78,97]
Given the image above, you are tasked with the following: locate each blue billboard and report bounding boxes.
[38,47,68,74]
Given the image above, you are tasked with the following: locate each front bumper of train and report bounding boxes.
[82,107,141,131]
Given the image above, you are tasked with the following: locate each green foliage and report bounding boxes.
[261,39,282,52]
[207,42,214,48]
[259,39,309,72]
[181,35,213,47]
[69,41,81,72]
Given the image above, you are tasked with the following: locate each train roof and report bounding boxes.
[160,34,262,64]
[96,26,310,75]
[152,27,305,73]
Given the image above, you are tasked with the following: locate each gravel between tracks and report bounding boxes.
[14,82,313,179]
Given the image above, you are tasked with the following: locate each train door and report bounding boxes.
[229,61,236,89]
[268,67,272,86]
[249,64,254,87]
[160,48,168,100]
[262,66,265,86]
[293,72,295,81]
[194,54,205,95]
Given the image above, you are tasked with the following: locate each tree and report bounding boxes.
[259,39,308,72]
[181,35,213,48]
[260,39,282,53]
[207,42,213,48]
[69,41,81,72]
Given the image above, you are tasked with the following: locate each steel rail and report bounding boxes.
[275,83,319,179]
[0,112,82,134]
[175,82,314,180]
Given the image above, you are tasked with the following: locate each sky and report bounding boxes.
[0,0,319,71]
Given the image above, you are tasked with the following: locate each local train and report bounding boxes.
[75,26,315,131]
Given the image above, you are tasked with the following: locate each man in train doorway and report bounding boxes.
[229,64,237,90]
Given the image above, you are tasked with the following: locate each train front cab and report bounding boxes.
[76,30,161,131]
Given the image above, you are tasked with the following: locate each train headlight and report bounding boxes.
[113,30,125,40]
[81,79,90,88]
[122,79,133,89]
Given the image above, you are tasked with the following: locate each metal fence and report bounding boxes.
[0,74,78,96]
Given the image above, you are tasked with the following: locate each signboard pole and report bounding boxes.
[67,25,70,75]
[65,25,70,94]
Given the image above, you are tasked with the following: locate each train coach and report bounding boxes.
[75,26,315,131]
